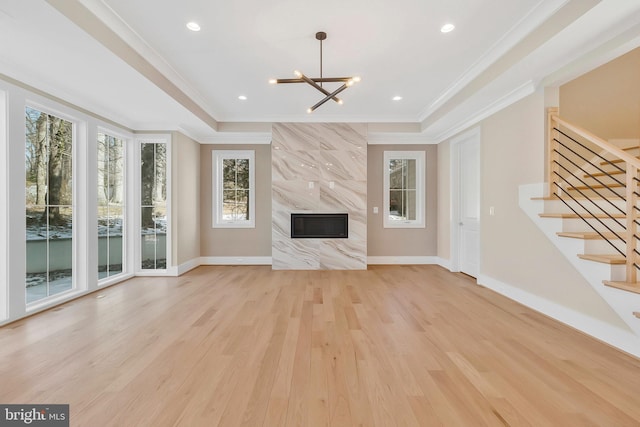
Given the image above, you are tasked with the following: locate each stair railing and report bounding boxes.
[547,108,640,282]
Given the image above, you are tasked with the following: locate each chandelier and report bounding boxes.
[269,32,360,113]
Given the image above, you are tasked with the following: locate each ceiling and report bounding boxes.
[1,0,640,142]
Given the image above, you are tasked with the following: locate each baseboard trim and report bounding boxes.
[367,256,450,269]
[177,258,201,275]
[478,273,640,359]
[172,256,454,269]
[136,269,177,277]
[436,258,452,270]
[200,256,272,266]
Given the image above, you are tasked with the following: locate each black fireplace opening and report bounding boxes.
[291,213,348,238]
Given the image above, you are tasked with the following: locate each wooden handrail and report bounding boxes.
[551,114,640,169]
[625,164,638,282]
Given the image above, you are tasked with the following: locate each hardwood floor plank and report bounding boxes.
[1,265,640,426]
[284,300,314,426]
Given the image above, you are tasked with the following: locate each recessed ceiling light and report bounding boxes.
[392,96,403,101]
[238,95,247,100]
[186,22,201,32]
[441,23,455,33]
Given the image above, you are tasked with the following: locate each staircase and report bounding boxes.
[520,108,640,342]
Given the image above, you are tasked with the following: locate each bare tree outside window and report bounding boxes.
[388,159,417,221]
[212,150,255,228]
[383,151,425,228]
[222,158,250,220]
[140,141,167,269]
[25,107,73,303]
[98,133,124,278]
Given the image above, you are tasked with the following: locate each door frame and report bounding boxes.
[450,126,481,277]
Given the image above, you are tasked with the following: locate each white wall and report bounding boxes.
[437,141,450,262]
[560,47,640,140]
[172,132,201,266]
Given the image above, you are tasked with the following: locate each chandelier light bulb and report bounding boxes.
[307,108,313,114]
[294,70,302,77]
[268,79,277,84]
[352,76,361,83]
[338,99,344,105]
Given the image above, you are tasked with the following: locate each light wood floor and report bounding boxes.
[1,265,640,426]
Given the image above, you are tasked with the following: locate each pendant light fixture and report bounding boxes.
[269,31,360,113]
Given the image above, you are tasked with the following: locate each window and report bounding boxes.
[25,106,74,303]
[98,132,125,279]
[383,151,425,228]
[212,150,255,228]
[140,140,168,270]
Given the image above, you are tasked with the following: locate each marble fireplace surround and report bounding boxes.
[271,123,367,270]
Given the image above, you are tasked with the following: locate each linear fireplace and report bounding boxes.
[291,213,348,238]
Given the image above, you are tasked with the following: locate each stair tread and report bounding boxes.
[577,254,625,264]
[586,170,624,178]
[603,281,640,294]
[600,158,635,166]
[532,196,612,201]
[539,213,625,219]
[557,231,618,240]
[571,183,625,191]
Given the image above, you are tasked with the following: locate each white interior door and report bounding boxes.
[453,129,480,278]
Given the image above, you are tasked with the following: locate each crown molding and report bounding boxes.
[214,113,420,123]
[200,132,272,145]
[432,80,536,143]
[542,22,640,88]
[367,132,436,145]
[79,0,219,118]
[418,0,568,122]
[47,0,219,131]
[0,66,137,132]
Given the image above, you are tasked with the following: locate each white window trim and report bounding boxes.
[0,89,7,321]
[24,102,82,310]
[212,150,255,228]
[383,150,426,228]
